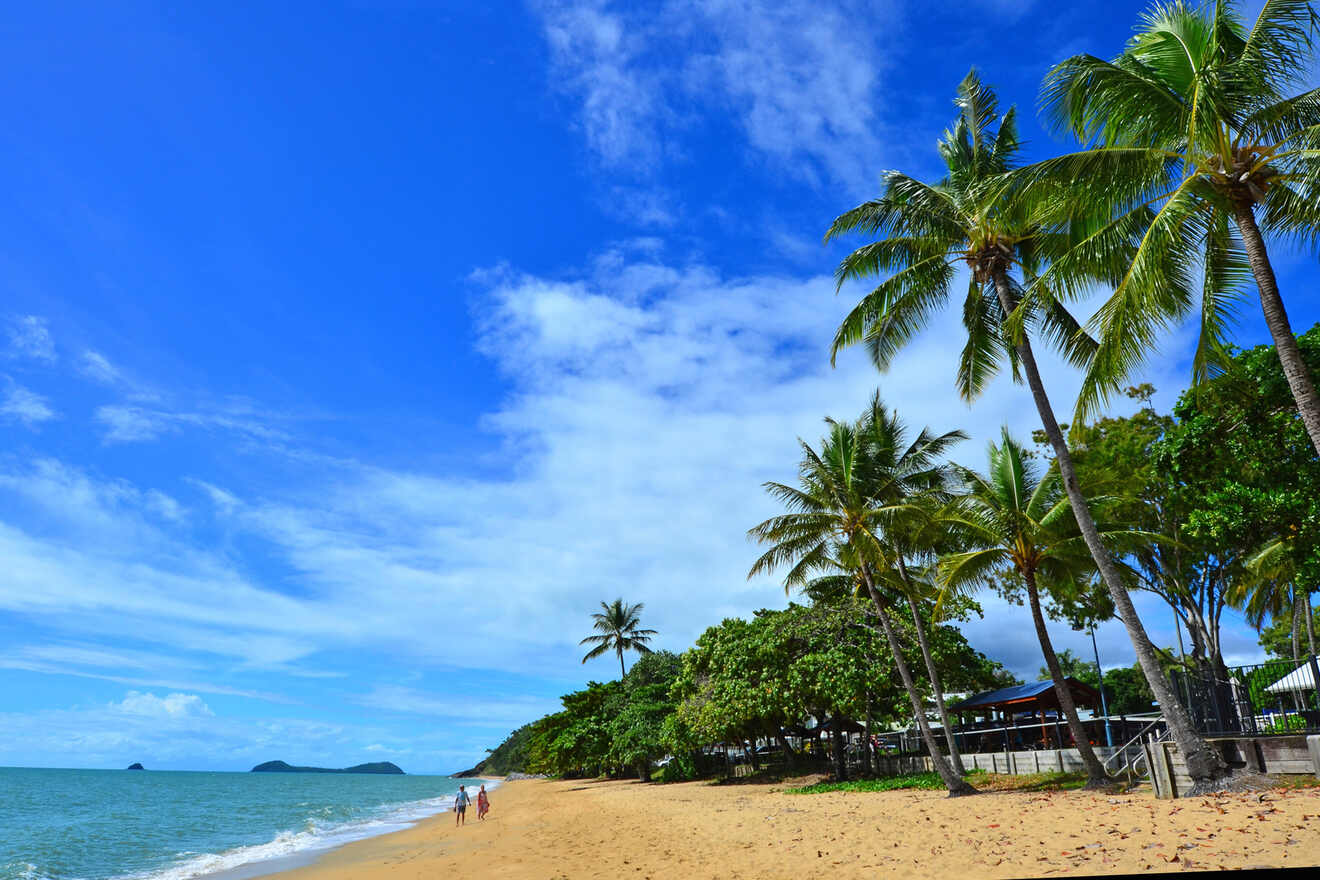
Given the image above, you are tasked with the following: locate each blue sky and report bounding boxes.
[2,0,1317,774]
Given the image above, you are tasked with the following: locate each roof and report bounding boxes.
[947,678,1100,712]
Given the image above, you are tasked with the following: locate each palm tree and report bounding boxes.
[1234,536,1316,658]
[853,400,970,773]
[580,599,657,678]
[824,71,1229,788]
[804,531,968,773]
[938,431,1143,788]
[1039,0,1320,453]
[748,405,977,796]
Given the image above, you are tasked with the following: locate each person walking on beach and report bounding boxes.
[454,785,471,826]
[476,784,489,820]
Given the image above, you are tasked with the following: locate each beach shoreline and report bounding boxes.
[251,775,1320,878]
[195,776,506,880]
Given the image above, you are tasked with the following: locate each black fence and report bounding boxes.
[1170,655,1320,737]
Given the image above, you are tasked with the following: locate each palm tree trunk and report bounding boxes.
[1023,570,1109,787]
[1292,596,1302,663]
[832,719,847,781]
[992,273,1227,789]
[902,586,966,773]
[776,730,799,769]
[861,692,874,777]
[1233,204,1320,457]
[1307,593,1316,658]
[619,647,626,680]
[859,568,975,796]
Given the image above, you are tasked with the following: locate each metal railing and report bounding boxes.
[870,714,1157,757]
[1101,716,1166,780]
[1171,655,1320,737]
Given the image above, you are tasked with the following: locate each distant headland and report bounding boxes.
[250,760,404,774]
[126,763,145,770]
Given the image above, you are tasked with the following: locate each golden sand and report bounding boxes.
[273,777,1320,878]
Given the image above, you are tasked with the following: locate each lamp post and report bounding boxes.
[1089,624,1113,747]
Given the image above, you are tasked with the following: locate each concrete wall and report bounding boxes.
[1146,735,1320,798]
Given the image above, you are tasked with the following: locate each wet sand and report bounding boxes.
[270,776,1320,878]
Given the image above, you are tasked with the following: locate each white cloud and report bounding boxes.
[0,252,1209,705]
[532,0,894,188]
[93,402,288,445]
[112,691,214,718]
[189,479,241,514]
[80,350,123,385]
[1,380,57,426]
[6,315,56,362]
[95,405,177,442]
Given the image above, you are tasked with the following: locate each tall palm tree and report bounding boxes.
[580,599,657,678]
[748,405,977,796]
[939,431,1145,788]
[824,70,1229,787]
[803,524,969,772]
[1039,0,1320,453]
[853,400,970,773]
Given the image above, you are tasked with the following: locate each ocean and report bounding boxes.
[0,766,483,880]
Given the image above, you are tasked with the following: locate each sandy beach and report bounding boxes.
[270,777,1320,878]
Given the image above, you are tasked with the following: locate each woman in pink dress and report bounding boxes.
[476,784,490,820]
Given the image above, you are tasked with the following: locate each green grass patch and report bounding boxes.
[786,771,947,794]
[786,767,1096,795]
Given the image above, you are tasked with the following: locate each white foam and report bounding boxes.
[116,787,495,880]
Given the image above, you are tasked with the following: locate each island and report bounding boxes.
[250,760,404,774]
[126,763,145,770]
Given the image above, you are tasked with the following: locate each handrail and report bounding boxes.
[1101,716,1165,771]
[1101,717,1168,780]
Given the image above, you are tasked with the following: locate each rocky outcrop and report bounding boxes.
[126,763,145,770]
[250,760,404,774]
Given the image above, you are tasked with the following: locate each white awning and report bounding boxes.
[1264,661,1318,694]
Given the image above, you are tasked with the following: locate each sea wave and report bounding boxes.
[115,785,498,880]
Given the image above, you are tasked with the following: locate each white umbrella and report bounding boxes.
[1264,661,1318,694]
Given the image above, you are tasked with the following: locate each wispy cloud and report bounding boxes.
[0,248,1205,767]
[1,379,58,427]
[0,694,396,770]
[532,0,895,189]
[79,350,124,385]
[355,685,560,728]
[94,402,290,445]
[5,315,56,362]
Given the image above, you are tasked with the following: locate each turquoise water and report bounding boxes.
[0,767,481,880]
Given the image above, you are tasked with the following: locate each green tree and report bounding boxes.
[527,679,623,777]
[940,430,1131,787]
[747,408,975,794]
[673,599,1004,780]
[848,397,971,772]
[580,598,658,678]
[824,72,1226,786]
[1103,663,1159,715]
[1061,387,1235,676]
[1041,0,1320,455]
[607,650,684,781]
[1037,648,1101,689]
[1158,326,1320,664]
